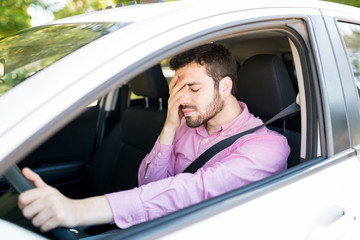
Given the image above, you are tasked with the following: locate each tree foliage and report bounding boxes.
[0,0,142,38]
[323,0,360,8]
[54,0,145,20]
[0,0,34,37]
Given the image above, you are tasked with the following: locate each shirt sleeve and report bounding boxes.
[137,138,175,186]
[105,132,289,229]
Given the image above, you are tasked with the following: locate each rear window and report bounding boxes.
[0,22,128,96]
[338,21,360,95]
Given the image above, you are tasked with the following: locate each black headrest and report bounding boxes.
[236,54,296,119]
[129,64,169,99]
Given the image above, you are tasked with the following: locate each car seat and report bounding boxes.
[236,54,301,168]
[85,64,169,196]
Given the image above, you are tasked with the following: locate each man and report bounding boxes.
[18,44,289,232]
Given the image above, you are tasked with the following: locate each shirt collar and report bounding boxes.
[195,101,250,137]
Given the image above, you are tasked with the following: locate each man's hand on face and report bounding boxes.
[167,75,189,129]
[17,168,79,232]
[159,75,189,145]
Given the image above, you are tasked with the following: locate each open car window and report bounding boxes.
[0,22,128,96]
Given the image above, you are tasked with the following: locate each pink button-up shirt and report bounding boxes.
[105,102,289,228]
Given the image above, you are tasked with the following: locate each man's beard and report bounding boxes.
[183,91,224,128]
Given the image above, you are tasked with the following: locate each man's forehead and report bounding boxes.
[175,62,208,80]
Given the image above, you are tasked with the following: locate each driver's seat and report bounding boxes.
[85,64,169,196]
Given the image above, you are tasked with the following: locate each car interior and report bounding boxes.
[0,29,305,237]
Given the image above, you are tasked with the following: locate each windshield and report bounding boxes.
[0,22,128,96]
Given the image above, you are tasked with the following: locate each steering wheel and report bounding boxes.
[3,165,77,240]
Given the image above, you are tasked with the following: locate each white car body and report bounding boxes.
[1,0,360,239]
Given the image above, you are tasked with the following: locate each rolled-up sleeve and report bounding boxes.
[138,139,175,186]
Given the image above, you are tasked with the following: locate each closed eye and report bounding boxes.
[187,82,201,92]
[190,88,200,92]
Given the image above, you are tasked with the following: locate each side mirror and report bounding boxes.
[0,57,4,83]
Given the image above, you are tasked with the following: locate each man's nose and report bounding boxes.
[181,89,191,105]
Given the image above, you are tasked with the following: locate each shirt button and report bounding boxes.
[220,132,224,136]
[204,138,208,143]
[144,175,148,179]
[153,150,156,154]
[127,216,133,223]
[157,152,162,157]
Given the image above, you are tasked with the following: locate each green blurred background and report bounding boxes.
[0,0,359,38]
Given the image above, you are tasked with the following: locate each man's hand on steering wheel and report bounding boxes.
[18,168,79,232]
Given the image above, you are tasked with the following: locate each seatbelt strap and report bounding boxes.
[182,102,300,174]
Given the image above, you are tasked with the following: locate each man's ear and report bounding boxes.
[220,76,233,98]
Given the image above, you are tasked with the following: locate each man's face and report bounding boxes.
[175,62,224,128]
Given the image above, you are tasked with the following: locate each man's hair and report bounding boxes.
[169,43,238,95]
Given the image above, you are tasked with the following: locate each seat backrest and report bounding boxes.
[85,64,169,196]
[236,54,300,168]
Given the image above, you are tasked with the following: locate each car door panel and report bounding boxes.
[0,106,99,195]
[152,152,360,240]
[308,197,360,240]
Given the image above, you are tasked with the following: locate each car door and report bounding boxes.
[98,7,360,240]
[327,14,360,239]
[0,104,100,197]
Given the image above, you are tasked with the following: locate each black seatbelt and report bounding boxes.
[182,102,300,174]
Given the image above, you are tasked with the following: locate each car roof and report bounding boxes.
[50,0,357,25]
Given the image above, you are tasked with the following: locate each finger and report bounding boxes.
[18,186,54,209]
[170,77,187,95]
[39,208,67,232]
[22,168,47,188]
[18,189,37,209]
[170,85,189,106]
[33,203,65,232]
[40,219,60,232]
[30,205,53,230]
[21,193,54,220]
[178,106,184,118]
[168,75,179,90]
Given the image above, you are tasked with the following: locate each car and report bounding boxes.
[1,0,360,239]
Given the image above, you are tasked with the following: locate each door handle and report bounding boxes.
[307,202,360,240]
